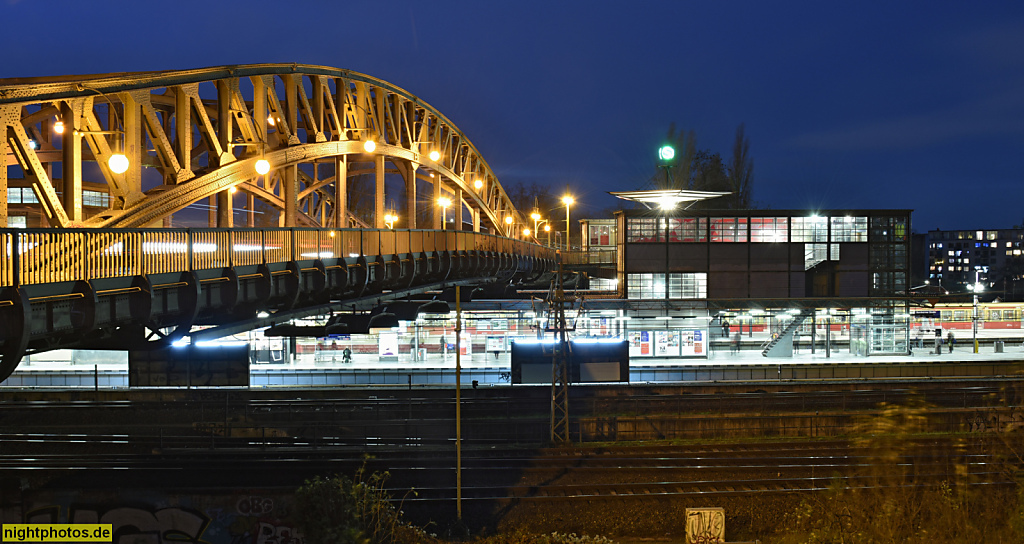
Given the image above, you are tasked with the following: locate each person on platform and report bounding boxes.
[342,346,352,363]
[947,331,956,353]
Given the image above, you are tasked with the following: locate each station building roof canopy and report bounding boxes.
[608,189,730,210]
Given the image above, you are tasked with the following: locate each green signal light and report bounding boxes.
[658,145,675,161]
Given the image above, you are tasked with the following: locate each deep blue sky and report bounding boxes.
[4,1,1023,232]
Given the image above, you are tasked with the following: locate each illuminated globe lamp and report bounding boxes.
[108,152,129,174]
[255,158,271,176]
[429,150,440,162]
[363,139,376,153]
[437,196,452,230]
[474,178,483,190]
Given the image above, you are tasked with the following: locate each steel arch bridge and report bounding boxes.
[0,65,555,382]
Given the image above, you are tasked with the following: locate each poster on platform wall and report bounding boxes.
[679,329,707,356]
[378,331,399,359]
[655,331,680,356]
[486,336,506,352]
[628,331,652,357]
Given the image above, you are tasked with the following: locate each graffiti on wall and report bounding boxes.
[18,493,303,544]
[685,507,725,544]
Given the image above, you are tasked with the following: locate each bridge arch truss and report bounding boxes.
[0,64,527,234]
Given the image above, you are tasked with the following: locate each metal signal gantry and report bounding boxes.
[0,64,527,235]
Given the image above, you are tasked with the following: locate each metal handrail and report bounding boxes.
[0,227,553,289]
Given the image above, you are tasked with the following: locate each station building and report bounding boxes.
[574,189,914,357]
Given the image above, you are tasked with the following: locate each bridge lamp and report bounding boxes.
[53,120,65,134]
[474,178,483,190]
[562,195,574,250]
[504,215,514,237]
[363,139,377,153]
[544,223,551,246]
[384,213,397,229]
[438,197,451,230]
[522,228,531,238]
[255,158,271,176]
[429,150,441,162]
[228,186,238,194]
[108,152,130,174]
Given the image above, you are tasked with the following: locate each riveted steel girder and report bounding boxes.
[0,64,529,237]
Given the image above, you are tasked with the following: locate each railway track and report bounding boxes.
[2,438,1017,504]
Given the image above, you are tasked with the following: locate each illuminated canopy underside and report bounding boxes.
[608,189,730,210]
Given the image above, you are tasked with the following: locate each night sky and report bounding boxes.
[3,1,1023,232]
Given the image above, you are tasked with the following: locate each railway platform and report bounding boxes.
[3,330,1023,389]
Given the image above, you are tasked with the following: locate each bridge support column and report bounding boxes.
[473,207,480,233]
[60,101,83,223]
[217,189,233,228]
[398,160,417,229]
[375,154,385,229]
[455,187,463,230]
[284,164,297,227]
[335,156,347,228]
[0,116,7,226]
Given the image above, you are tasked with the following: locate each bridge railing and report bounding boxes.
[0,228,552,288]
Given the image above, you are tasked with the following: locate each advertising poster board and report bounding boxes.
[655,331,680,356]
[628,331,652,356]
[679,329,706,356]
[378,331,399,361]
[485,335,507,352]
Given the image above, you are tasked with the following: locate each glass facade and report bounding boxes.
[750,217,788,242]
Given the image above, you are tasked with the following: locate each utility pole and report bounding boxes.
[455,285,463,518]
[546,258,574,443]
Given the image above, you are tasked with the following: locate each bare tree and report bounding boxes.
[727,123,754,209]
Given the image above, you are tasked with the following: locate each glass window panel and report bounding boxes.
[667,217,706,242]
[668,273,707,299]
[627,218,661,243]
[751,217,788,242]
[710,217,747,242]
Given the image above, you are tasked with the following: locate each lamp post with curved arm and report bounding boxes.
[562,195,574,251]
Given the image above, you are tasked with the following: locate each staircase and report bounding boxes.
[761,308,815,357]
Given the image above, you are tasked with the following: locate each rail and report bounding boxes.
[0,226,553,288]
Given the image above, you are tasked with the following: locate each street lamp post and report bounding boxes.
[970,270,983,354]
[544,224,551,247]
[438,197,451,230]
[504,215,514,237]
[561,195,574,251]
